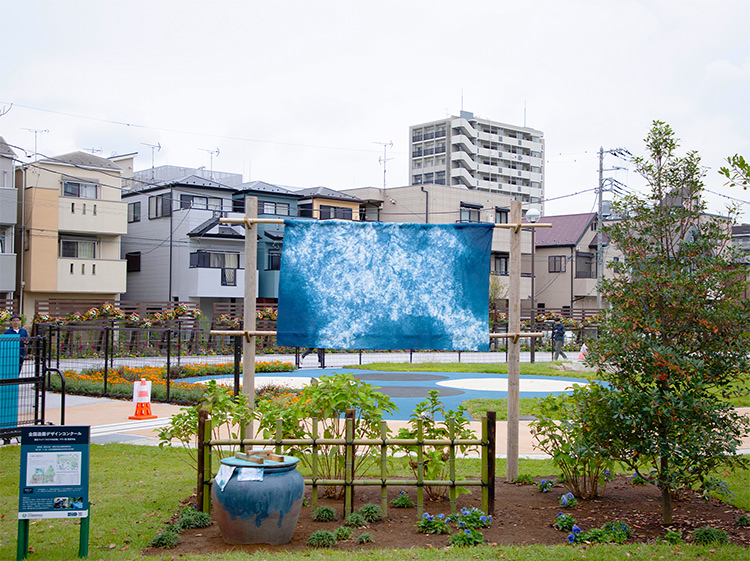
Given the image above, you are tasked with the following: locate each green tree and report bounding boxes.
[587,121,750,524]
[719,154,750,189]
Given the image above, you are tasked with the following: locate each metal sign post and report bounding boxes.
[17,426,90,560]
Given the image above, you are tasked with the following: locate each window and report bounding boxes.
[576,252,596,278]
[549,255,566,273]
[148,193,172,219]
[189,251,239,269]
[179,194,222,210]
[495,207,509,224]
[221,268,237,286]
[435,171,446,185]
[320,205,353,220]
[412,174,423,185]
[59,237,97,258]
[261,201,290,216]
[460,202,482,223]
[492,254,509,275]
[267,249,282,271]
[63,181,98,199]
[126,252,141,272]
[128,202,141,223]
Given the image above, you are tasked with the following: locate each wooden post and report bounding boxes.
[507,200,521,482]
[486,410,496,515]
[243,197,257,407]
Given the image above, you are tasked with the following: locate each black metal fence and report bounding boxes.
[0,336,66,442]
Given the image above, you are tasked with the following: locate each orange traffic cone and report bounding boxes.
[129,379,158,420]
[129,401,157,420]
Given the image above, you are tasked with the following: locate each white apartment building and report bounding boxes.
[409,111,544,208]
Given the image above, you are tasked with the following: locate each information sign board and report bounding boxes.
[18,426,90,519]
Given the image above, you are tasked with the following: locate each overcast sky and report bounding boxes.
[1,0,749,217]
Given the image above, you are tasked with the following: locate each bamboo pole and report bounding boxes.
[243,197,257,406]
[507,200,521,482]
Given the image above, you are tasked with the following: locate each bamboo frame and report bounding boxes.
[197,413,496,518]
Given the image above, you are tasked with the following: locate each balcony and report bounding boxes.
[0,253,16,292]
[57,258,127,294]
[181,267,245,299]
[0,188,17,225]
[58,198,127,235]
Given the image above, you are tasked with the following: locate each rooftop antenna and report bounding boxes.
[85,147,102,155]
[23,128,48,161]
[141,142,161,180]
[373,140,393,191]
[200,147,220,180]
[0,103,11,117]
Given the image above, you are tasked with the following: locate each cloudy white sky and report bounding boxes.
[1,0,749,217]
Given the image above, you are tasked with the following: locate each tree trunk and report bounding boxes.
[660,455,673,524]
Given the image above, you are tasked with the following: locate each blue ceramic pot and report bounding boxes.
[212,455,304,545]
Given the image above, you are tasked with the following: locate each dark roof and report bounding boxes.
[534,213,596,247]
[187,217,244,239]
[733,224,750,236]
[296,186,362,202]
[38,151,121,171]
[0,136,16,158]
[234,181,300,196]
[124,174,239,196]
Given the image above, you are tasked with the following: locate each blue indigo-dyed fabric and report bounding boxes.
[277,220,493,351]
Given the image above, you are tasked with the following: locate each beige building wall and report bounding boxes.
[16,153,132,320]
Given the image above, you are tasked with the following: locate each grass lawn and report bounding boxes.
[1,445,747,560]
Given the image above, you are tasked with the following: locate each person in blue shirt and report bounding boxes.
[551,317,568,361]
[4,314,29,373]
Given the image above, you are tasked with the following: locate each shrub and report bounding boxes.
[390,490,415,508]
[449,528,484,547]
[693,526,728,545]
[554,513,576,532]
[312,506,336,522]
[512,474,534,485]
[416,512,450,534]
[662,528,684,544]
[176,507,211,530]
[538,478,554,493]
[334,525,353,541]
[736,514,750,527]
[156,380,251,467]
[307,530,337,548]
[448,507,492,530]
[559,492,578,508]
[358,504,384,523]
[602,520,632,544]
[356,532,373,544]
[530,384,613,499]
[345,512,367,528]
[253,372,398,499]
[396,390,478,500]
[151,525,181,549]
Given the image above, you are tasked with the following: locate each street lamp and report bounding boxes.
[525,208,541,363]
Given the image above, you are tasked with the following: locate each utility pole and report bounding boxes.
[597,147,631,309]
[597,147,604,309]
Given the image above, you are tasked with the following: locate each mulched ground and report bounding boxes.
[143,474,750,555]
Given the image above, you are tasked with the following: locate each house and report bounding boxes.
[121,174,247,317]
[231,181,306,301]
[0,137,17,304]
[295,186,363,221]
[532,212,607,314]
[15,151,134,320]
[342,183,534,310]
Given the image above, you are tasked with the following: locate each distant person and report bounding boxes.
[4,314,29,373]
[551,318,567,361]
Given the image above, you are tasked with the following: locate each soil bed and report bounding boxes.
[144,475,750,555]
